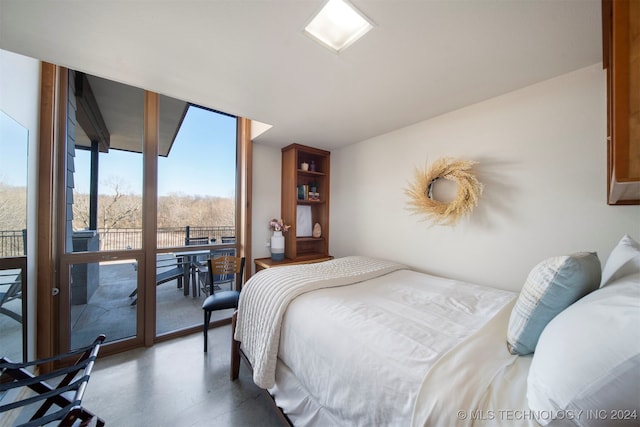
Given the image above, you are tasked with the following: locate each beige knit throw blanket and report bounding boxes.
[234,256,406,389]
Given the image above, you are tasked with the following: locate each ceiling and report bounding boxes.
[0,1,603,151]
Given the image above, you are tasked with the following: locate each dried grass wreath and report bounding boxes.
[405,157,483,226]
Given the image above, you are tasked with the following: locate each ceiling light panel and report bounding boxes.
[304,0,373,52]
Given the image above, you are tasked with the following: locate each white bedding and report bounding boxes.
[267,267,516,426]
[411,299,539,427]
[235,256,406,388]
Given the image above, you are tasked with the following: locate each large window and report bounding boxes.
[0,110,28,361]
[157,103,237,249]
[155,100,238,335]
[57,70,240,351]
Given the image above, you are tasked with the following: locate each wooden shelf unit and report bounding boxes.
[281,143,331,260]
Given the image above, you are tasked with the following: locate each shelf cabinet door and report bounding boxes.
[603,0,640,204]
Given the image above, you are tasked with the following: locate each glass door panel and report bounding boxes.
[69,257,141,349]
[67,73,143,254]
[0,110,28,256]
[155,247,238,335]
[156,101,237,248]
[61,72,144,351]
[0,261,26,361]
[155,249,205,335]
[0,109,28,361]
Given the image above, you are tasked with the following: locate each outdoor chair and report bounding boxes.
[0,335,106,427]
[129,255,189,305]
[0,269,23,323]
[194,248,236,297]
[202,256,244,352]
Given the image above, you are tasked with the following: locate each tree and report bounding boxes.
[0,182,27,256]
[72,177,141,231]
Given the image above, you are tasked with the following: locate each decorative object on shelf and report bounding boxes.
[271,232,285,261]
[313,223,322,238]
[296,206,313,237]
[269,218,290,260]
[309,181,319,200]
[310,160,317,172]
[297,183,320,201]
[301,161,309,171]
[405,157,483,226]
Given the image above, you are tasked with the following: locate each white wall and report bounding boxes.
[251,143,282,272]
[0,49,41,358]
[330,64,640,292]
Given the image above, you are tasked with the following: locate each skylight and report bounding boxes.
[304,0,373,52]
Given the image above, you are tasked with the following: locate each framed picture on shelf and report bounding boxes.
[296,205,312,237]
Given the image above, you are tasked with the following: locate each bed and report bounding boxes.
[232,236,640,427]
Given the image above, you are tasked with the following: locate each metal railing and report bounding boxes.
[0,226,235,256]
[101,226,235,251]
[0,230,26,258]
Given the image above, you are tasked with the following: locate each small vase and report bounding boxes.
[271,230,285,261]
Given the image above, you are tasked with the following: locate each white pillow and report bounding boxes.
[527,273,640,426]
[600,234,640,287]
[506,252,601,355]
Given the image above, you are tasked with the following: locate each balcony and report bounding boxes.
[0,226,236,358]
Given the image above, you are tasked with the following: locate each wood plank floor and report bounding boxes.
[81,325,284,427]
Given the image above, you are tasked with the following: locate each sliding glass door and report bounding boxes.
[56,70,239,353]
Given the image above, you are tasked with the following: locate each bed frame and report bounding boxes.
[230,311,292,427]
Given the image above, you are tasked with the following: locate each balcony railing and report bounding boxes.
[0,226,235,256]
[0,230,26,257]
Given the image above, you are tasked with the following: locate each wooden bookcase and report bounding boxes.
[281,144,330,261]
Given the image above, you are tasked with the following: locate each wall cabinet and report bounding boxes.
[603,0,640,204]
[281,144,330,260]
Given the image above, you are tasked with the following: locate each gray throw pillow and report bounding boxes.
[506,252,601,355]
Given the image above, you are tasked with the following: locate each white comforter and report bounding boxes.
[255,262,517,426]
[235,256,406,388]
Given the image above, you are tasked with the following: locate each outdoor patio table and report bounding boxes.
[179,249,211,297]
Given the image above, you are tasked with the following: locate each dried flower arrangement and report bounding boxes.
[405,157,483,226]
[269,218,291,232]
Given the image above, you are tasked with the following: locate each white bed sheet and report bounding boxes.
[475,355,539,427]
[270,269,515,426]
[411,299,540,427]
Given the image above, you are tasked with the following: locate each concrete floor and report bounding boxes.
[81,326,285,427]
[2,260,282,426]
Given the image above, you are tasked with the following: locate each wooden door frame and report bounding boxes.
[36,62,60,362]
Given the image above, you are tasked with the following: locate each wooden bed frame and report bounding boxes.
[230,311,293,427]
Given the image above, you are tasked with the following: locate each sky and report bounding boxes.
[74,105,237,198]
[0,110,29,187]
